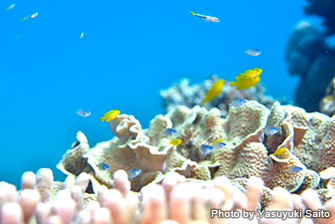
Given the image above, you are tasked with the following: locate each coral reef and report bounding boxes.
[320,76,335,117]
[160,75,288,117]
[1,169,335,224]
[3,100,335,223]
[53,101,335,220]
[285,18,335,112]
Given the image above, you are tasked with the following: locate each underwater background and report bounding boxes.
[0,0,332,187]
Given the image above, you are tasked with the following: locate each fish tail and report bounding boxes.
[230,81,237,86]
[201,98,207,104]
[99,117,106,122]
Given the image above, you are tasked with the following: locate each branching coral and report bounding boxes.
[2,169,335,224]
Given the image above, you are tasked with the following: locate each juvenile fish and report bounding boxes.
[273,147,286,156]
[100,110,120,122]
[127,168,141,180]
[245,48,262,56]
[230,99,248,107]
[162,128,177,138]
[264,126,279,136]
[76,109,91,117]
[169,138,182,146]
[96,162,110,171]
[191,11,220,23]
[22,12,38,20]
[286,166,303,173]
[200,144,213,156]
[7,3,15,10]
[202,78,224,104]
[212,139,226,150]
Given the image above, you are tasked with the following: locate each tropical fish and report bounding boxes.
[169,138,182,146]
[162,128,177,138]
[199,144,213,156]
[191,11,220,23]
[202,78,224,104]
[263,126,279,136]
[230,99,248,107]
[245,48,262,56]
[7,3,15,10]
[212,139,226,150]
[80,33,84,38]
[76,109,91,117]
[127,168,141,180]
[273,147,286,156]
[286,166,303,173]
[96,162,110,171]
[230,68,262,89]
[100,110,120,122]
[22,12,38,20]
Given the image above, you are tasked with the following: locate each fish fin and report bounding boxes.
[99,117,106,122]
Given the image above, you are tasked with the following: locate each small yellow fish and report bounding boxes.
[230,68,262,89]
[213,138,225,144]
[80,33,84,38]
[100,110,121,122]
[202,78,224,104]
[273,147,286,156]
[169,138,182,146]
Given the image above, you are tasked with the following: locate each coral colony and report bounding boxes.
[2,99,335,223]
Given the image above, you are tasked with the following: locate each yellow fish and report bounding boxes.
[202,78,224,104]
[213,139,225,144]
[169,138,182,146]
[230,68,262,89]
[100,110,120,122]
[273,147,286,156]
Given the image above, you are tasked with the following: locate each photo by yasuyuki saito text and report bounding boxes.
[211,209,331,220]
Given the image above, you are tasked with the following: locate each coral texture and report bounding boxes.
[160,75,288,117]
[56,101,335,212]
[2,100,335,223]
[1,169,335,224]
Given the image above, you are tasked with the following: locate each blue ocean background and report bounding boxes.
[0,0,328,187]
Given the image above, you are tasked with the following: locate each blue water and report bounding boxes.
[0,0,323,187]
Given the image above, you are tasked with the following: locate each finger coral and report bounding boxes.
[1,169,335,224]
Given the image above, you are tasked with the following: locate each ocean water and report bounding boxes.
[0,0,326,187]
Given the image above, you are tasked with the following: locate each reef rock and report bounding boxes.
[57,100,335,211]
